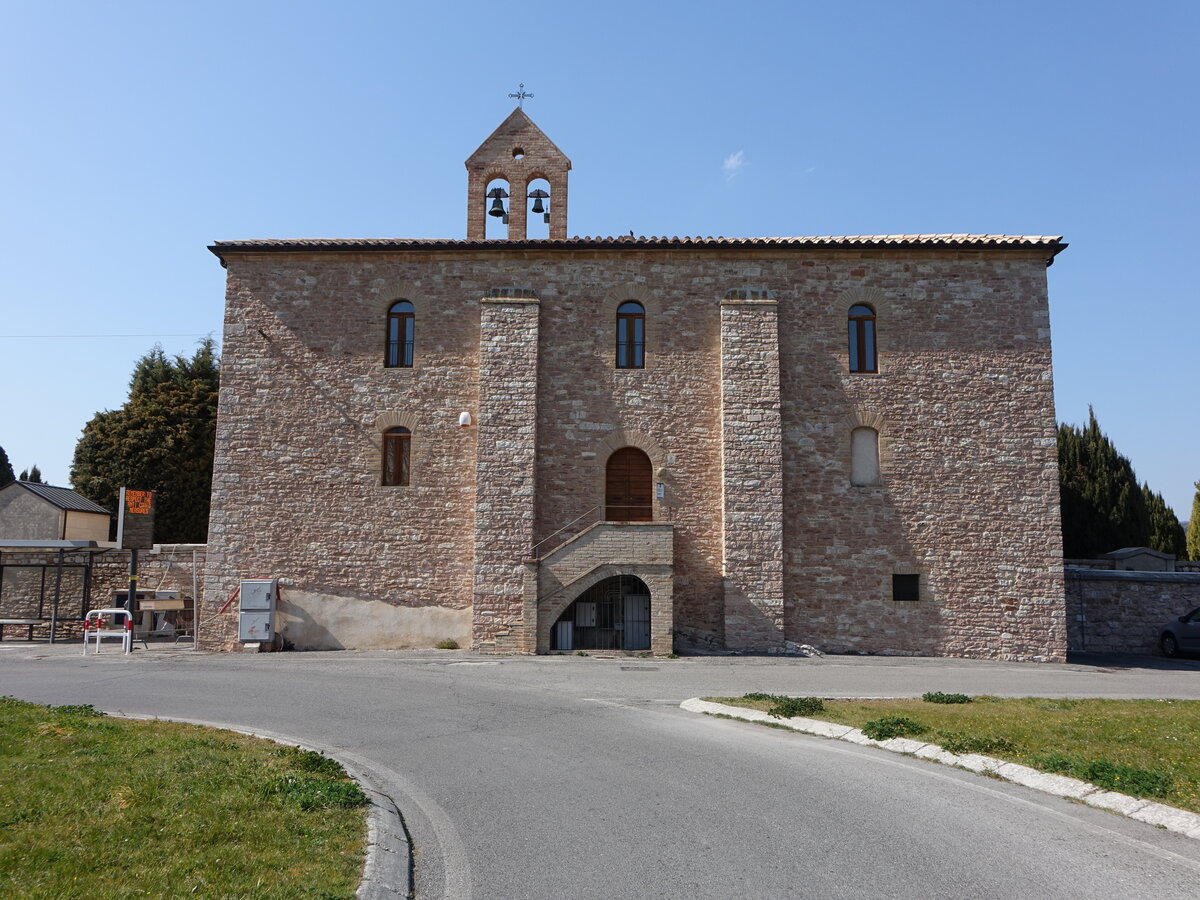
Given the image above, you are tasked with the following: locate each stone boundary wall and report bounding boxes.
[0,545,205,641]
[1065,567,1200,655]
[1066,557,1200,573]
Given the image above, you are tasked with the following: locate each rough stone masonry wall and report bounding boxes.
[204,245,1066,659]
[532,267,726,651]
[1066,569,1200,655]
[778,253,1065,661]
[0,489,62,540]
[473,298,539,650]
[720,298,786,650]
[202,255,482,650]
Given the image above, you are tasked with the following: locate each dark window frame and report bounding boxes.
[616,301,645,369]
[848,304,877,373]
[386,301,415,368]
[382,427,411,486]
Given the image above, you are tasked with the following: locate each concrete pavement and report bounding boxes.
[4,643,1200,898]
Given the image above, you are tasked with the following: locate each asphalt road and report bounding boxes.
[4,644,1200,898]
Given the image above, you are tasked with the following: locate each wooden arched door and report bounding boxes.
[605,447,653,521]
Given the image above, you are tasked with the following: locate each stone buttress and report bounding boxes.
[720,296,786,650]
[472,296,540,649]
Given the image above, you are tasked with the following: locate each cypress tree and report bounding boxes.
[71,339,220,543]
[1142,484,1186,559]
[0,447,15,486]
[1058,407,1151,558]
[1188,482,1200,562]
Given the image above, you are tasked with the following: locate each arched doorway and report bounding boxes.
[605,447,652,521]
[550,575,651,651]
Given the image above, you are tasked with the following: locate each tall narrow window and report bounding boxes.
[616,301,645,368]
[850,427,881,485]
[382,427,411,486]
[848,304,877,373]
[386,301,414,368]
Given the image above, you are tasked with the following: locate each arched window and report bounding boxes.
[616,301,645,369]
[386,301,414,368]
[382,427,411,486]
[850,427,880,485]
[848,304,877,373]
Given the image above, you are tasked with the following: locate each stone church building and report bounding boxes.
[202,109,1068,660]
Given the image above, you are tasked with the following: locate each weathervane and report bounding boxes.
[509,83,534,108]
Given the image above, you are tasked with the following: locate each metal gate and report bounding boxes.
[551,575,652,651]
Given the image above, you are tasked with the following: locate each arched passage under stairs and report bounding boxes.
[550,574,651,652]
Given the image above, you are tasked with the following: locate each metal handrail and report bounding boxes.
[530,506,603,557]
[530,503,673,559]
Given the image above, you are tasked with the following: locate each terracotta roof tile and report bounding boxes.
[210,233,1065,258]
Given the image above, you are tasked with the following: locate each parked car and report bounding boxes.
[1160,607,1200,657]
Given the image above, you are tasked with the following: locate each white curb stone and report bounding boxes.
[685,697,1200,842]
[840,728,878,746]
[995,764,1096,799]
[1083,790,1151,816]
[954,753,999,774]
[1130,804,1200,834]
[880,737,929,754]
[914,744,961,766]
[789,717,855,739]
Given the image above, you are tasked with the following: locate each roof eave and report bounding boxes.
[209,235,1067,266]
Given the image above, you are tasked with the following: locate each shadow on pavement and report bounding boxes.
[1067,651,1200,672]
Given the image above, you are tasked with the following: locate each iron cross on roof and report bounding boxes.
[509,83,534,108]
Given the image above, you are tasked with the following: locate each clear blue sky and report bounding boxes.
[1,1,1196,518]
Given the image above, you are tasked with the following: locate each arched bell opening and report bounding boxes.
[484,177,510,240]
[550,575,652,652]
[525,177,551,240]
[605,446,653,521]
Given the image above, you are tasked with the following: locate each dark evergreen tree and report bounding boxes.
[71,339,220,543]
[26,464,43,484]
[1188,482,1200,562]
[1142,484,1186,559]
[0,447,13,487]
[18,469,26,481]
[1057,408,1151,558]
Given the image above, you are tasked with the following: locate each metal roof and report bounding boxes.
[12,482,111,515]
[210,233,1066,260]
[0,539,111,551]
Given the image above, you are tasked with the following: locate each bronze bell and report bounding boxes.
[488,197,506,218]
[531,196,545,214]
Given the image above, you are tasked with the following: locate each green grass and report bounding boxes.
[709,694,1200,812]
[0,697,368,899]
